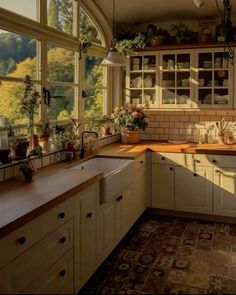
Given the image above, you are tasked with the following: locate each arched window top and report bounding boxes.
[79,8,103,46]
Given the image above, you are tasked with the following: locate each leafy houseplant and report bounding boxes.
[111,104,149,144]
[172,24,196,44]
[115,33,146,56]
[19,146,43,182]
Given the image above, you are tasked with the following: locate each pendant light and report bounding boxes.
[101,0,126,67]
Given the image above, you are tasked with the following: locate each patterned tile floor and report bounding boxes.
[78,213,236,294]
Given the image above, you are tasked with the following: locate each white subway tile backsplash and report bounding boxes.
[42,155,51,167]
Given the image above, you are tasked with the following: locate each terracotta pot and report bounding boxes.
[39,135,49,153]
[121,130,140,144]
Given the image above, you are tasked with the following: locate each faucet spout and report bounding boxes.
[80,131,98,159]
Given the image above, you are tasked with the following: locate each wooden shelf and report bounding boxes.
[135,42,236,52]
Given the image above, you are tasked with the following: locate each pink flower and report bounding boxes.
[132,111,139,118]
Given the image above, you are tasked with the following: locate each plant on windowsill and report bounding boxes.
[36,120,52,153]
[19,146,43,182]
[111,103,149,144]
[20,75,41,149]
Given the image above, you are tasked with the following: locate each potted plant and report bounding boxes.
[115,33,146,56]
[19,146,43,181]
[172,23,197,44]
[146,24,170,46]
[13,136,30,159]
[111,103,149,144]
[19,75,41,149]
[36,120,51,153]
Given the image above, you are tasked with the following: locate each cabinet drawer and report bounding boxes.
[0,219,73,294]
[22,249,73,294]
[0,197,74,268]
[152,152,184,166]
[134,153,146,170]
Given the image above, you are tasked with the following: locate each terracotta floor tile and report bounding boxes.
[78,213,236,295]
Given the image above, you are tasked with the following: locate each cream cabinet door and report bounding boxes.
[97,199,117,264]
[151,163,175,210]
[74,184,98,291]
[134,163,147,219]
[175,166,213,214]
[214,168,236,217]
[116,184,134,240]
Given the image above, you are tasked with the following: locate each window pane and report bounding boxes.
[80,9,102,45]
[0,81,39,125]
[47,85,74,121]
[47,44,75,83]
[84,88,103,117]
[85,56,104,86]
[47,0,73,35]
[0,30,37,78]
[0,0,38,21]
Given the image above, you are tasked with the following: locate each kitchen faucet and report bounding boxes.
[80,131,98,159]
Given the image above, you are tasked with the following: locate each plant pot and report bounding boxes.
[23,170,33,182]
[39,135,49,153]
[121,130,140,144]
[29,134,39,150]
[0,149,10,164]
[14,141,29,159]
[102,126,112,136]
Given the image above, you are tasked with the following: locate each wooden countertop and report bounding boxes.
[0,164,103,238]
[1,140,236,238]
[97,141,236,158]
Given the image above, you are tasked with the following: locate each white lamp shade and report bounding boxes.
[101,49,127,67]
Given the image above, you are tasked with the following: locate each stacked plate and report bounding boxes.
[203,60,212,68]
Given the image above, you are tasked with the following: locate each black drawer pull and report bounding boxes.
[116,195,123,202]
[140,160,143,164]
[59,269,66,277]
[212,159,216,163]
[161,157,165,160]
[59,237,66,244]
[193,173,197,177]
[87,212,92,218]
[17,236,26,245]
[169,167,173,171]
[58,212,65,219]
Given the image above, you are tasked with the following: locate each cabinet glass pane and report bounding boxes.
[214,52,229,69]
[199,53,212,68]
[177,72,190,88]
[214,89,229,105]
[130,57,142,71]
[130,90,142,105]
[144,90,155,105]
[163,72,175,87]
[162,89,175,104]
[177,89,190,104]
[143,55,156,70]
[130,73,142,88]
[144,73,156,88]
[199,89,212,104]
[198,71,212,87]
[177,54,190,69]
[163,54,175,70]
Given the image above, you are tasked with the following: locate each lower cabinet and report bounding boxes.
[175,166,213,214]
[74,183,99,292]
[152,163,175,210]
[134,158,147,219]
[213,168,236,217]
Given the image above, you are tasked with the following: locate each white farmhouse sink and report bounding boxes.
[69,157,134,203]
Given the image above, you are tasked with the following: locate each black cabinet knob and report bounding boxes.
[59,237,66,244]
[58,212,65,219]
[116,195,123,202]
[59,269,66,277]
[17,236,26,245]
[169,167,173,171]
[87,212,92,218]
[193,173,197,177]
[212,159,216,163]
[161,157,165,160]
[140,160,143,164]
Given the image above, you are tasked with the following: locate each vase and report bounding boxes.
[121,130,140,144]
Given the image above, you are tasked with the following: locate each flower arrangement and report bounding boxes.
[111,103,149,131]
[20,75,41,128]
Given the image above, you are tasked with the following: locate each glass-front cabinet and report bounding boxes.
[160,50,193,108]
[127,54,158,106]
[194,48,233,108]
[126,47,234,109]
